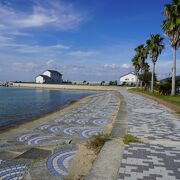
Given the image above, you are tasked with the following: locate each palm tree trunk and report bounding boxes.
[151,62,155,92]
[140,70,143,87]
[135,72,139,88]
[136,77,138,88]
[171,48,176,96]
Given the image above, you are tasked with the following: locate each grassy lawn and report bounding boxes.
[129,88,180,107]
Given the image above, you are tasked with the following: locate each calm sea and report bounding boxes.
[0,87,94,129]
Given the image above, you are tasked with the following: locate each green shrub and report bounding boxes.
[101,81,105,85]
[109,81,117,86]
[121,82,127,86]
[157,82,171,95]
[139,72,157,90]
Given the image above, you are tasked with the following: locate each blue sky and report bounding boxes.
[0,0,179,82]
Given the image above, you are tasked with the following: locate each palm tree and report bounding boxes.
[162,0,180,96]
[132,55,140,87]
[134,44,148,87]
[146,34,164,92]
[142,62,150,72]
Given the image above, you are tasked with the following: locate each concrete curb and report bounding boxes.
[85,140,124,180]
[85,91,128,180]
[111,92,128,138]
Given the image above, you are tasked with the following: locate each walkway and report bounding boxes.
[118,89,180,180]
[0,92,119,180]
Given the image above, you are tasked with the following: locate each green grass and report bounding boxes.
[123,134,140,144]
[129,88,180,107]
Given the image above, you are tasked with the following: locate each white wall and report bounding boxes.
[40,70,63,84]
[43,71,51,77]
[119,73,137,85]
[36,76,44,84]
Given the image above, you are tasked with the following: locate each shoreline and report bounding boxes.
[12,82,120,91]
[0,89,121,179]
[0,93,96,135]
[0,83,120,132]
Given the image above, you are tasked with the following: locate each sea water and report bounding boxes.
[0,87,93,129]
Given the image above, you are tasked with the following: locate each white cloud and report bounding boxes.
[0,43,70,53]
[0,35,12,43]
[121,63,130,69]
[1,58,134,81]
[17,14,54,28]
[0,0,85,38]
[69,50,97,57]
[11,59,61,73]
[46,59,56,67]
[52,44,70,50]
[155,59,180,80]
[12,62,38,72]
[104,63,131,69]
[104,64,119,69]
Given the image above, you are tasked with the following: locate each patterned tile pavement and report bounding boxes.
[47,149,77,178]
[14,92,118,145]
[0,92,119,179]
[119,143,180,180]
[118,89,180,180]
[0,163,30,180]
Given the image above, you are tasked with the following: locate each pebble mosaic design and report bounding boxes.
[0,164,29,180]
[47,150,77,178]
[14,92,118,146]
[0,92,118,179]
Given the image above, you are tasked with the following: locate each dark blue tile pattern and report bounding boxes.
[46,150,77,178]
[0,164,29,180]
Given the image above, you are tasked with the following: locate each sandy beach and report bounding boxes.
[0,89,120,179]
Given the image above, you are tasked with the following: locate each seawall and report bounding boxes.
[12,83,120,91]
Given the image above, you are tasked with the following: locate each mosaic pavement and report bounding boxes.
[118,89,180,180]
[0,92,118,179]
[14,92,117,146]
[47,149,77,178]
[0,161,30,180]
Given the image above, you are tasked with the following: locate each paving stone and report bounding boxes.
[15,148,51,160]
[46,149,77,178]
[118,89,180,180]
[0,92,119,179]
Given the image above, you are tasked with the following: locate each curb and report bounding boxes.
[111,92,128,138]
[85,91,128,180]
[85,140,124,180]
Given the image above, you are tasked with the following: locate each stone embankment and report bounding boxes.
[0,82,13,87]
[13,83,120,91]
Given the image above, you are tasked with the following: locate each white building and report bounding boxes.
[119,72,138,85]
[36,70,63,84]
